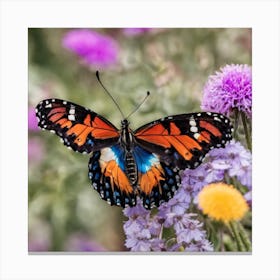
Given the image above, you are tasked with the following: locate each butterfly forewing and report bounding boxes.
[36,99,120,153]
[134,112,233,169]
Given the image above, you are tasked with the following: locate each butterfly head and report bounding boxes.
[121,119,130,129]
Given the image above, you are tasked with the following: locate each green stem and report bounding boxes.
[219,227,225,252]
[233,109,240,139]
[241,112,252,151]
[237,222,252,251]
[228,221,246,252]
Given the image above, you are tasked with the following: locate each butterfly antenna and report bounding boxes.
[96,71,125,119]
[126,91,150,119]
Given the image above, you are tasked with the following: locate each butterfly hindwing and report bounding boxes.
[133,146,181,209]
[88,145,137,207]
[36,99,120,153]
[134,112,233,169]
[88,144,180,209]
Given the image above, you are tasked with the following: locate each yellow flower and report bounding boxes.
[198,182,249,223]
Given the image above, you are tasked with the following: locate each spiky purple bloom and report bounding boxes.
[123,28,152,36]
[62,29,119,67]
[201,64,252,117]
[28,107,39,131]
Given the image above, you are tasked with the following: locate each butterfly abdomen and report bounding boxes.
[125,152,138,187]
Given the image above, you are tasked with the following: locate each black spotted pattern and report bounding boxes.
[140,162,181,209]
[88,151,137,208]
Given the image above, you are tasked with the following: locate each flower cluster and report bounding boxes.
[123,140,252,252]
[123,198,212,252]
[201,64,252,118]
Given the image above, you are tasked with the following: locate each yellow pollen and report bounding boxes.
[198,182,249,223]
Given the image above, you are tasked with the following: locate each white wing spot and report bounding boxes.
[189,120,196,127]
[68,115,76,121]
[194,133,200,139]
[63,101,67,105]
[69,108,75,115]
[190,126,198,133]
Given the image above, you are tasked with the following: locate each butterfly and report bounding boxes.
[35,96,233,209]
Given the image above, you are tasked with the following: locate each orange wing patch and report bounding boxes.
[197,131,211,143]
[139,165,165,195]
[100,160,133,194]
[136,122,203,160]
[199,120,222,137]
[49,111,119,146]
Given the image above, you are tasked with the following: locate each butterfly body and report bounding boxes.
[36,98,233,209]
[119,119,138,187]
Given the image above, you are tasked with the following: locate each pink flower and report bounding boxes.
[28,107,39,131]
[63,29,119,68]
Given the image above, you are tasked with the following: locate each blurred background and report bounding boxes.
[28,28,251,252]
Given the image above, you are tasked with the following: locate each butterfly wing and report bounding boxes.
[132,146,181,209]
[88,145,137,207]
[134,112,233,169]
[89,144,180,209]
[36,99,120,153]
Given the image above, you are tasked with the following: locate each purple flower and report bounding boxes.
[180,163,225,207]
[201,64,252,117]
[28,107,39,131]
[65,233,105,252]
[244,191,252,207]
[123,198,166,252]
[174,214,205,244]
[123,195,213,252]
[123,28,152,36]
[185,239,214,252]
[209,140,252,189]
[62,29,119,68]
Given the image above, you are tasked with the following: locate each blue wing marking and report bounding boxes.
[133,146,159,173]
